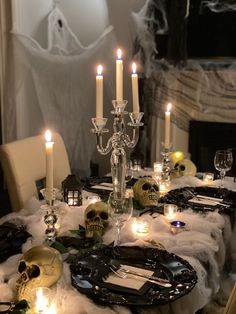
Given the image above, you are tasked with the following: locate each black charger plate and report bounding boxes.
[70,245,197,306]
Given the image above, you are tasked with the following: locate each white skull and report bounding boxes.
[133,177,160,208]
[171,158,197,178]
[84,201,109,238]
[16,245,63,301]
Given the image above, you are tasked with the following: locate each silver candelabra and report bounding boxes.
[92,100,143,198]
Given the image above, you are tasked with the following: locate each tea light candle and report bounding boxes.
[32,287,51,314]
[86,195,101,205]
[203,172,214,185]
[132,220,150,236]
[153,162,163,175]
[164,204,178,220]
[170,220,186,234]
[159,181,170,196]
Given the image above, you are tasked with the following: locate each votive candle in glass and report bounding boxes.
[203,172,214,185]
[132,219,150,237]
[164,204,178,220]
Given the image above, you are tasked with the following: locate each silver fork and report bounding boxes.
[109,267,172,288]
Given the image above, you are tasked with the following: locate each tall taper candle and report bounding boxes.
[164,103,172,149]
[116,49,123,101]
[45,130,54,201]
[96,65,103,119]
[131,62,139,113]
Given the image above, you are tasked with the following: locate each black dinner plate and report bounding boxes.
[159,186,236,215]
[70,245,197,306]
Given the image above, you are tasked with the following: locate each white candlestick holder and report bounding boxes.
[92,100,143,198]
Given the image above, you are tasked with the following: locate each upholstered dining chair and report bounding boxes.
[0,132,71,211]
[224,283,236,314]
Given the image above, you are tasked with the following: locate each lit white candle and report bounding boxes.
[164,103,172,149]
[45,130,54,201]
[96,65,103,119]
[131,62,139,113]
[116,49,123,101]
[164,204,178,220]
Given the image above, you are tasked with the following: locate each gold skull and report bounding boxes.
[84,201,109,238]
[133,177,160,208]
[171,158,197,178]
[16,245,63,301]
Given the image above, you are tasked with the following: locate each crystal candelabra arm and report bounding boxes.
[91,117,113,155]
[124,127,140,148]
[125,112,144,148]
[96,133,113,155]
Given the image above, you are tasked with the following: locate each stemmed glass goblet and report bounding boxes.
[108,191,133,246]
[214,149,233,188]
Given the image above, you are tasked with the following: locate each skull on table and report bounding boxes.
[84,201,109,238]
[133,177,160,208]
[16,245,63,301]
[171,158,197,178]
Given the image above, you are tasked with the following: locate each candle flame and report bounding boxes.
[132,62,137,74]
[97,65,103,75]
[166,103,172,112]
[35,288,49,313]
[45,130,52,142]
[117,48,122,60]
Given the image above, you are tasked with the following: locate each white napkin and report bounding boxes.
[103,265,154,290]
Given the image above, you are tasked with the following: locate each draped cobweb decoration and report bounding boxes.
[6,6,115,177]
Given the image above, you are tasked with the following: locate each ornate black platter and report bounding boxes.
[70,245,197,306]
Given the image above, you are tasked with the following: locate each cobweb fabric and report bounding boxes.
[7,7,115,177]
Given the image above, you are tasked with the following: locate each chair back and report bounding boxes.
[224,283,236,314]
[0,132,70,211]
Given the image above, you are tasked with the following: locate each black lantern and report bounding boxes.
[62,174,82,206]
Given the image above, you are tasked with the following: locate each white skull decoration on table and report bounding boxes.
[16,245,63,301]
[84,201,109,238]
[133,177,160,208]
[171,158,197,178]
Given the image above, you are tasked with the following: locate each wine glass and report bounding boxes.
[214,149,233,188]
[108,191,133,246]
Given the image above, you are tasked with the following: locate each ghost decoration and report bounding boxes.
[16,245,63,301]
[133,177,160,208]
[84,201,109,238]
[171,158,197,178]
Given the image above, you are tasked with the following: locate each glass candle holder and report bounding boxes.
[132,219,150,237]
[164,204,178,220]
[159,181,171,196]
[153,162,163,175]
[170,220,186,234]
[86,195,101,205]
[203,172,214,185]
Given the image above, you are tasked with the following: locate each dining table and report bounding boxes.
[0,174,235,314]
